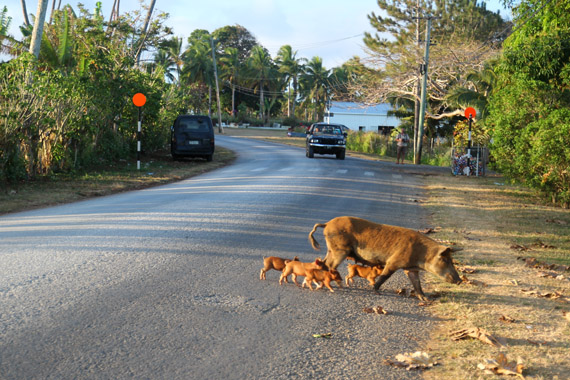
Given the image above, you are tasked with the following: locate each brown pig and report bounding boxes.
[308,216,461,301]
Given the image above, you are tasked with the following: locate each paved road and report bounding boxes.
[0,136,442,379]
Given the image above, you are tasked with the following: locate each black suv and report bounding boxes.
[171,115,215,161]
[306,122,347,159]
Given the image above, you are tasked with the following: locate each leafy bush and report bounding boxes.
[347,132,396,156]
[282,116,300,127]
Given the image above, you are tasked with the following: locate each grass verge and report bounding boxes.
[421,175,570,380]
[0,147,235,215]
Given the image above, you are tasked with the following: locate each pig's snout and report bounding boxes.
[446,272,462,285]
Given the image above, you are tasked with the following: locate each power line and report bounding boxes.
[264,33,364,52]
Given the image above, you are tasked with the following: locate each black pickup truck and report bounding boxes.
[305,122,348,160]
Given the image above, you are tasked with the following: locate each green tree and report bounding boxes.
[182,30,214,114]
[276,44,305,117]
[246,45,275,124]
[219,46,241,115]
[446,60,497,120]
[300,56,330,120]
[361,0,509,122]
[212,24,259,64]
[488,0,570,207]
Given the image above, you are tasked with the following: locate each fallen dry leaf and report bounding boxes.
[499,315,516,323]
[450,327,504,347]
[384,351,439,370]
[461,275,488,287]
[508,279,520,286]
[520,288,567,301]
[363,306,389,315]
[536,271,568,281]
[395,288,417,298]
[517,257,570,271]
[564,312,570,323]
[546,218,568,225]
[478,353,525,378]
[511,244,530,251]
[530,239,556,249]
[458,266,477,274]
[418,227,441,234]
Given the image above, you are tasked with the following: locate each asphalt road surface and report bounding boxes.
[0,135,446,379]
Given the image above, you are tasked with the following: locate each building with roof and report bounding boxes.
[324,101,401,135]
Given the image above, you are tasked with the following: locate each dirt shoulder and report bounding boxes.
[421,174,570,379]
[0,148,236,215]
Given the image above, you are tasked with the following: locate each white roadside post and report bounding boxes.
[132,93,147,170]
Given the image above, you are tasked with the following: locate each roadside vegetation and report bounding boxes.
[1,0,569,208]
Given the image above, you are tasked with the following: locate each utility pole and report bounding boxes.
[415,16,433,165]
[210,37,224,134]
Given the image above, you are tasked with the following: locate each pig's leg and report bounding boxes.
[405,270,429,302]
[323,249,349,269]
[373,265,397,293]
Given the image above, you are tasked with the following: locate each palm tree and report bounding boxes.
[152,48,176,82]
[156,36,184,82]
[276,45,305,117]
[182,35,214,114]
[246,45,274,123]
[219,47,240,116]
[20,0,30,26]
[446,60,497,120]
[300,56,330,120]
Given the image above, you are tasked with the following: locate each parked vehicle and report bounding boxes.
[306,122,347,159]
[171,115,215,161]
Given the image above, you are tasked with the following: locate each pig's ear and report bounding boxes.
[439,247,452,258]
[315,258,322,264]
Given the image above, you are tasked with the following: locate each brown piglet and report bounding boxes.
[279,259,324,286]
[260,256,299,281]
[345,264,384,286]
[303,268,343,292]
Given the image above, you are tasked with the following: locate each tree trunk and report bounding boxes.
[208,85,212,118]
[231,84,235,116]
[20,0,30,27]
[292,76,298,117]
[259,79,264,123]
[48,0,56,24]
[135,0,156,65]
[29,0,49,58]
[109,0,120,22]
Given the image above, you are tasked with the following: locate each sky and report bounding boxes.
[2,0,510,68]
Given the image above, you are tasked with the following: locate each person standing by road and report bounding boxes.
[395,127,410,164]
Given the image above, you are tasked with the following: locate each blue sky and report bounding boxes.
[2,0,510,68]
